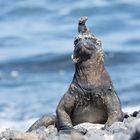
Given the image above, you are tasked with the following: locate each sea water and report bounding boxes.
[0,0,140,131]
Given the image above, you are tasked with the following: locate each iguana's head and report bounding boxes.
[72,37,103,63]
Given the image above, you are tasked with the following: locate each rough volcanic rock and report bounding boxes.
[1,112,140,140]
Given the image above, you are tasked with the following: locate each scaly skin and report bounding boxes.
[28,18,123,134]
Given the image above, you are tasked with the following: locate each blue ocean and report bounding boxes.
[0,0,140,131]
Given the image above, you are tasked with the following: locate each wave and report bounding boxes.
[0,118,37,132]
[0,51,140,74]
[105,51,140,66]
[0,53,73,73]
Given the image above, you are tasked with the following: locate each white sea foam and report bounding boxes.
[123,106,140,113]
[0,118,38,133]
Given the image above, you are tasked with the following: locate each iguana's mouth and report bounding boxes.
[72,38,97,63]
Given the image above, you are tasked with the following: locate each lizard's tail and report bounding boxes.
[27,114,57,132]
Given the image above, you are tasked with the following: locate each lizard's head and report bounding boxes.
[72,37,103,63]
[79,16,88,24]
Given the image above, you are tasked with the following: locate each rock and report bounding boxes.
[74,122,104,130]
[108,122,127,133]
[131,111,139,117]
[136,111,140,118]
[59,131,85,140]
[1,115,140,140]
[113,133,130,140]
[33,125,58,139]
[129,118,140,140]
[75,123,109,140]
[0,128,39,140]
[123,116,136,129]
[74,123,105,140]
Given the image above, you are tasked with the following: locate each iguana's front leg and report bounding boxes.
[56,93,75,131]
[104,89,123,129]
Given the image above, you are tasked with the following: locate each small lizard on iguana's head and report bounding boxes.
[77,16,94,38]
[74,16,94,45]
[78,16,88,34]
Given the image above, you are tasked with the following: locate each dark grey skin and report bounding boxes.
[28,37,123,133]
[57,38,123,130]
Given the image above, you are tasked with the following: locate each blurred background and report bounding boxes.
[0,0,140,131]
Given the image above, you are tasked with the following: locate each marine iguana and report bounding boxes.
[28,17,123,134]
